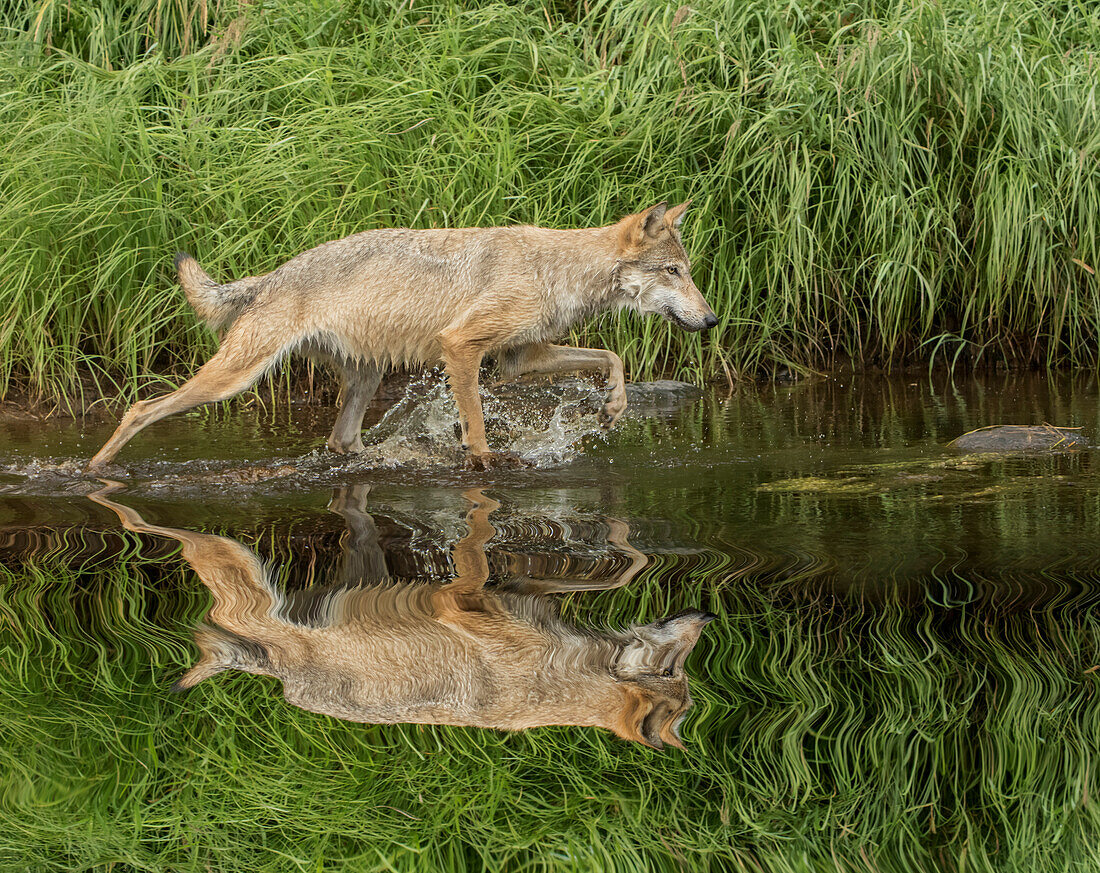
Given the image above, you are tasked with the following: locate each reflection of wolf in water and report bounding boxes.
[90,484,713,748]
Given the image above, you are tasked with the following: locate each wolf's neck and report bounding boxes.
[540,226,624,330]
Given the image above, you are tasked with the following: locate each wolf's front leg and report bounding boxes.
[438,313,549,469]
[439,335,530,470]
[501,343,628,427]
[439,338,490,457]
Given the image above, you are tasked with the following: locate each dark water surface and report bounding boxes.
[2,372,1099,872]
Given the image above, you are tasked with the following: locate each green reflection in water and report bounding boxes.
[2,374,1100,871]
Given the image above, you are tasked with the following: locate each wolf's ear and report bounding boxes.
[612,689,689,749]
[660,713,688,750]
[622,202,669,249]
[638,722,664,749]
[171,625,270,692]
[639,700,675,750]
[642,701,690,750]
[617,695,664,749]
[664,200,691,231]
[641,201,668,238]
[170,658,228,692]
[632,699,690,750]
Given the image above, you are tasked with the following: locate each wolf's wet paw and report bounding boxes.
[598,394,627,428]
[326,438,366,455]
[464,451,533,471]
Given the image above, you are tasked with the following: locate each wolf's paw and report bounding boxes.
[84,461,117,477]
[598,386,628,428]
[464,451,533,471]
[326,437,366,455]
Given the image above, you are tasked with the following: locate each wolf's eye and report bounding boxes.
[666,265,680,276]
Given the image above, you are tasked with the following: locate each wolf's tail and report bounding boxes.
[175,252,262,331]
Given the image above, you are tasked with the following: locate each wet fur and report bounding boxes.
[88,202,715,470]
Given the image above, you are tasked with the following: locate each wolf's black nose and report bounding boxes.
[703,314,718,329]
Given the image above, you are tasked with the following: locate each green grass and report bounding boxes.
[0,0,1099,404]
[2,530,1099,872]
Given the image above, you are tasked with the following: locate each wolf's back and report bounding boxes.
[175,252,262,331]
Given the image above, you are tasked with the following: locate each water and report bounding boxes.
[2,371,1099,871]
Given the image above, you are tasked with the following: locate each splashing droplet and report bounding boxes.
[344,370,609,469]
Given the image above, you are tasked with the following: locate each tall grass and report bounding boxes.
[0,0,1098,403]
[14,0,247,67]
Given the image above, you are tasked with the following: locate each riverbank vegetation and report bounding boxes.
[1,0,1098,403]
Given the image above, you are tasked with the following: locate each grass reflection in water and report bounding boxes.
[2,481,1098,871]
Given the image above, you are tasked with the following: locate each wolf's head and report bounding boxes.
[609,609,715,748]
[614,201,717,332]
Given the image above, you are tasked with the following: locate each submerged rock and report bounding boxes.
[950,425,1087,453]
[624,380,703,404]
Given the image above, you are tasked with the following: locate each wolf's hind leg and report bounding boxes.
[327,360,382,454]
[87,338,279,472]
[501,343,628,427]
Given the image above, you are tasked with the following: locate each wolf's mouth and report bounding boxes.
[661,306,703,332]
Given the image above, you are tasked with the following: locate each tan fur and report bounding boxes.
[88,482,713,746]
[88,202,716,471]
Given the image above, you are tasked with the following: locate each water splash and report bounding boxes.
[0,372,613,493]
[340,370,609,469]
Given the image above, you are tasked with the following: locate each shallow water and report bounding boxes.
[2,371,1100,871]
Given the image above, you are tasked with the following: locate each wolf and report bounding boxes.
[87,201,716,471]
[89,483,714,748]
